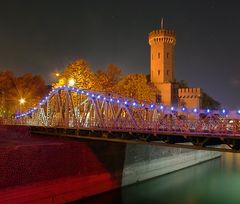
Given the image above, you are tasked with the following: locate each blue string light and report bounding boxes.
[221,109,226,114]
[16,84,240,119]
[181,107,186,112]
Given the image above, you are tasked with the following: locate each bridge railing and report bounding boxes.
[13,85,240,135]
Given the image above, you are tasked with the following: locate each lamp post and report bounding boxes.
[19,98,26,114]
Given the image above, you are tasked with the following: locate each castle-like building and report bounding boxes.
[149,22,202,108]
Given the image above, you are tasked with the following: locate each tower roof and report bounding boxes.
[148,29,176,46]
[149,20,176,40]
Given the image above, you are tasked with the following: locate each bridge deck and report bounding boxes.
[30,126,240,153]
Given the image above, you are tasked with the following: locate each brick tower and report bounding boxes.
[149,20,176,105]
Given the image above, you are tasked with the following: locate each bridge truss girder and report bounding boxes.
[16,86,240,152]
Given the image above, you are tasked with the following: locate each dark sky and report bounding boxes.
[0,0,240,109]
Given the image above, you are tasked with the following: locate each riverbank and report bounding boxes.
[0,125,220,203]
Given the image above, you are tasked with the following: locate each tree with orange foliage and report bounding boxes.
[96,64,122,92]
[0,71,47,117]
[53,59,101,91]
[113,74,158,102]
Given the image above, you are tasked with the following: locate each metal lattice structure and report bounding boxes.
[16,85,240,135]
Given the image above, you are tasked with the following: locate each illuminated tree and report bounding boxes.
[113,74,158,102]
[53,59,101,91]
[0,71,47,117]
[96,64,122,92]
[0,71,15,116]
[13,73,47,108]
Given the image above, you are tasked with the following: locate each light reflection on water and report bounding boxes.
[76,153,240,204]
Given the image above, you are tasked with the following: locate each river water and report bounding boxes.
[76,152,240,204]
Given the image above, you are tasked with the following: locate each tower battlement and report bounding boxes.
[178,88,202,108]
[178,88,201,98]
[149,29,176,37]
[149,29,176,45]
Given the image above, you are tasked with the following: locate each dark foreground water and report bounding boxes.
[75,152,240,204]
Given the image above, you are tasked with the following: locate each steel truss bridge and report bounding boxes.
[15,85,240,153]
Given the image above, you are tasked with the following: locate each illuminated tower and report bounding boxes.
[149,20,176,105]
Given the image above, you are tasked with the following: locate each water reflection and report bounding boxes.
[221,152,240,171]
[76,153,240,204]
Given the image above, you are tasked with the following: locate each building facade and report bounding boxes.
[149,23,202,108]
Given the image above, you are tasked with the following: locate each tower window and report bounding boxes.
[167,70,169,75]
[158,53,160,59]
[158,70,160,76]
[167,53,169,58]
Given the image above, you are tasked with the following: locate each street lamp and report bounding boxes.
[68,78,75,86]
[19,98,26,113]
[19,98,25,105]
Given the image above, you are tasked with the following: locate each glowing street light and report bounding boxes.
[19,98,26,114]
[55,73,60,77]
[68,78,75,86]
[19,98,26,104]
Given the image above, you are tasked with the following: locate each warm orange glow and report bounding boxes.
[55,73,60,77]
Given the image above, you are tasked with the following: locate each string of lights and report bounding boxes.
[15,85,240,119]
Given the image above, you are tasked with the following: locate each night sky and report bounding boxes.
[0,0,240,109]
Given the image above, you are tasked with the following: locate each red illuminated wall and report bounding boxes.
[0,126,126,203]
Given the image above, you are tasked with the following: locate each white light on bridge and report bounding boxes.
[181,107,186,112]
[193,108,198,113]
